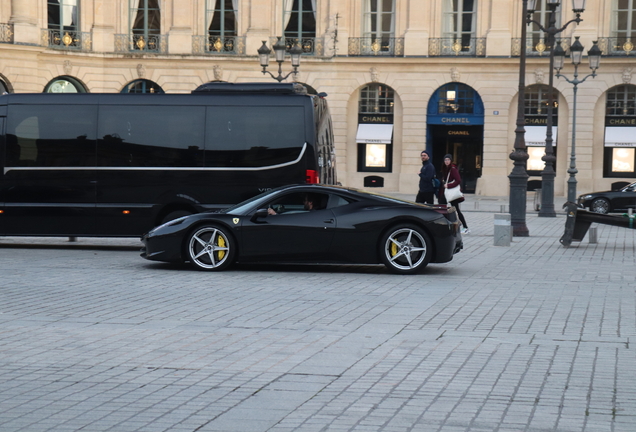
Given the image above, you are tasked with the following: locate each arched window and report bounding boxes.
[606,85,636,117]
[44,76,87,93]
[359,84,394,114]
[357,84,395,173]
[524,84,559,116]
[121,79,165,94]
[437,83,477,114]
[604,84,636,177]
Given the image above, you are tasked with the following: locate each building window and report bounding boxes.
[604,84,636,177]
[363,0,395,50]
[284,0,316,43]
[131,0,161,50]
[121,79,164,94]
[528,0,561,52]
[443,0,476,50]
[357,84,395,173]
[437,83,475,115]
[606,85,636,116]
[524,84,559,116]
[44,76,87,93]
[48,0,79,33]
[207,0,237,38]
[359,84,394,114]
[613,0,636,42]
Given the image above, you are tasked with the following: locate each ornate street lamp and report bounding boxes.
[258,37,302,82]
[554,38,601,203]
[526,0,587,217]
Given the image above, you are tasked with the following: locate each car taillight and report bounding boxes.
[306,169,319,184]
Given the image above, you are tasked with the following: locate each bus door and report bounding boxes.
[2,104,97,236]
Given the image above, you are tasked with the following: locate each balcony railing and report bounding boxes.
[270,36,323,56]
[511,37,570,57]
[41,29,91,51]
[428,38,486,57]
[597,37,635,56]
[348,37,404,56]
[192,35,245,55]
[0,23,13,44]
[114,34,168,54]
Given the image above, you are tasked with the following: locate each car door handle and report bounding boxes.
[324,218,335,223]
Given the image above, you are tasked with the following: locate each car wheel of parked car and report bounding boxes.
[380,224,432,274]
[591,198,610,214]
[186,225,235,271]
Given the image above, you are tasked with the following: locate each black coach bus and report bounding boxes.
[0,82,336,237]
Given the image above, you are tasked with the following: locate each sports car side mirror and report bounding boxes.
[252,208,269,222]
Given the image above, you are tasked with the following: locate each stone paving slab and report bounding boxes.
[0,207,635,431]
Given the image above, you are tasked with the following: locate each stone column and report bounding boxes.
[485,0,512,57]
[404,0,429,56]
[91,0,116,53]
[10,0,40,45]
[169,0,193,54]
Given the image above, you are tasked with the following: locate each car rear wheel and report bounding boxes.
[186,225,235,271]
[380,224,432,274]
[591,198,610,214]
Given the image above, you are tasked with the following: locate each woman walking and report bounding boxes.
[440,154,469,234]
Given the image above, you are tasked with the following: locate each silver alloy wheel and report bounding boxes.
[188,226,231,270]
[591,198,610,214]
[384,228,428,271]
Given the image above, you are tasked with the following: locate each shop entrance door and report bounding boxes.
[428,125,483,193]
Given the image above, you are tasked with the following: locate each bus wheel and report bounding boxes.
[186,225,235,271]
[161,210,193,224]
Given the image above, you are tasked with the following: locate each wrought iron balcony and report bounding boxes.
[597,37,635,56]
[348,37,404,56]
[0,23,13,44]
[270,37,323,56]
[192,35,245,55]
[114,34,167,54]
[428,37,486,57]
[511,37,570,57]
[41,29,91,51]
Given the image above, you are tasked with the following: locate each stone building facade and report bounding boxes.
[0,0,635,196]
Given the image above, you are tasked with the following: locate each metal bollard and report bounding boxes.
[494,214,511,246]
[588,224,597,244]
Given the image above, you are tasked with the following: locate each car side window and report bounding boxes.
[326,194,353,209]
[267,192,329,215]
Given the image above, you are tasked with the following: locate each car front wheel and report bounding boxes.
[591,198,610,214]
[380,224,432,274]
[186,225,235,271]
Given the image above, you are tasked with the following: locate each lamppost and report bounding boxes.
[509,0,531,237]
[553,37,602,203]
[257,37,303,82]
[527,0,587,217]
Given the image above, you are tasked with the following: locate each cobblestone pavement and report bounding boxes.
[0,205,635,432]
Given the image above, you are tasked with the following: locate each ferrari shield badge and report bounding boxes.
[232,218,239,225]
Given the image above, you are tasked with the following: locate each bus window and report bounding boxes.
[6,105,97,167]
[205,106,306,167]
[97,105,205,167]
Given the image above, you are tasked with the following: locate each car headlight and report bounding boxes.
[581,194,593,200]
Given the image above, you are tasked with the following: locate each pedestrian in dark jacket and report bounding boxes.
[441,154,469,233]
[416,150,435,204]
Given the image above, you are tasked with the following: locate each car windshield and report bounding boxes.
[220,186,288,215]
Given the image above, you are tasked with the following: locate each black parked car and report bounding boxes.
[577,181,636,214]
[141,184,463,274]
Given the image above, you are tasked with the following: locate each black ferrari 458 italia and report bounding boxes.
[141,184,463,274]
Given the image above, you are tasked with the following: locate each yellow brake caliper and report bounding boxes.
[390,239,398,257]
[217,235,226,260]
